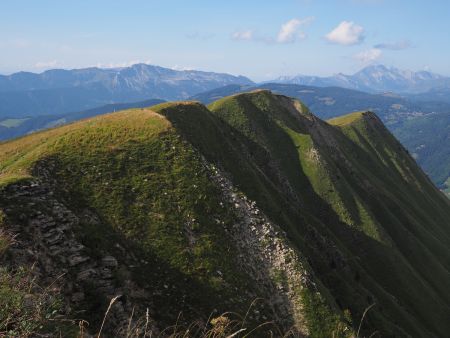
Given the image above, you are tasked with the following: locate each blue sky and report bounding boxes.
[1,0,449,81]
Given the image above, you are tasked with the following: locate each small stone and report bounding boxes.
[102,256,118,268]
[68,255,89,266]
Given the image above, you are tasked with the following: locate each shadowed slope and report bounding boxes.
[202,91,450,337]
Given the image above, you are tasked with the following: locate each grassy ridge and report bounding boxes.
[206,91,450,336]
[1,92,450,336]
[153,99,352,336]
[326,112,450,333]
[0,108,267,331]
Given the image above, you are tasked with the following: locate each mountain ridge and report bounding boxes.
[0,63,253,92]
[190,83,450,196]
[272,64,450,94]
[0,64,253,118]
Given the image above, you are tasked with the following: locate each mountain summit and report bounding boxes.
[1,91,450,336]
[273,64,450,93]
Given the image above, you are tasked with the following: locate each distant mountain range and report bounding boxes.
[273,64,450,94]
[2,63,450,120]
[0,64,253,118]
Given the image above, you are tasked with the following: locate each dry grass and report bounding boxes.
[0,108,170,186]
[327,111,365,126]
[91,297,304,338]
[0,264,65,337]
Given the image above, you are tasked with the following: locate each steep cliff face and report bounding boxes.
[1,91,450,337]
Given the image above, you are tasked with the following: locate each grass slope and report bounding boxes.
[1,91,450,336]
[0,98,165,142]
[191,83,450,195]
[204,91,450,337]
[0,108,266,332]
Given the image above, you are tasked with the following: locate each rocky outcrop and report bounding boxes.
[0,179,156,336]
[206,161,315,336]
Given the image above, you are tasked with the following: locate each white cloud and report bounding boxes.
[276,17,313,43]
[232,17,314,44]
[325,21,365,45]
[374,40,411,50]
[354,48,382,63]
[232,30,254,41]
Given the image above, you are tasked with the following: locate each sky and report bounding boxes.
[1,0,450,81]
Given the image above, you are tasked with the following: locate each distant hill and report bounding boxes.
[2,91,450,336]
[391,112,450,197]
[272,64,450,94]
[406,87,450,104]
[0,64,253,118]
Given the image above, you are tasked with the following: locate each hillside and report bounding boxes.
[3,81,450,199]
[407,87,450,104]
[0,64,253,118]
[1,91,450,337]
[191,83,450,196]
[391,112,450,197]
